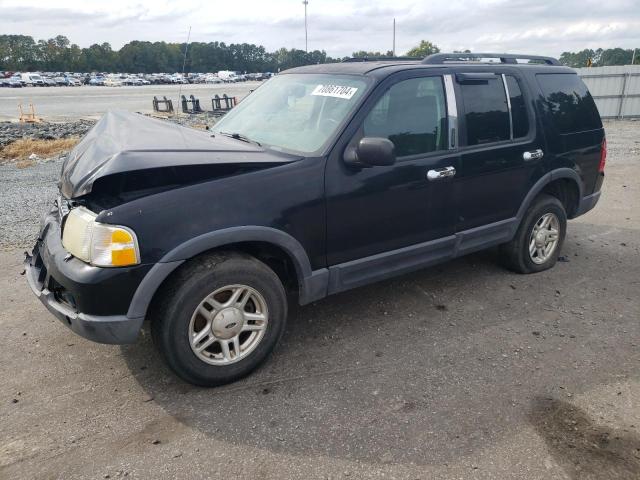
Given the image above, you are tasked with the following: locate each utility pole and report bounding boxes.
[303,0,309,53]
[393,18,396,56]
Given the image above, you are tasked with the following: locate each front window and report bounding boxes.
[212,74,369,155]
[363,76,448,157]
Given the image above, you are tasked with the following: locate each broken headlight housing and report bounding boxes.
[62,207,140,267]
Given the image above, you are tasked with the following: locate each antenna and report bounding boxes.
[177,26,192,115]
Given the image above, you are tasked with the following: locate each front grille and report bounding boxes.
[56,195,70,225]
[29,243,48,292]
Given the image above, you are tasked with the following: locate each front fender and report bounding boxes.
[126,226,328,319]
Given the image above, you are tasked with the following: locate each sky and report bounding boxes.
[1,0,639,57]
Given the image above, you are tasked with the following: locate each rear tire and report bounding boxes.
[500,194,567,274]
[150,252,287,387]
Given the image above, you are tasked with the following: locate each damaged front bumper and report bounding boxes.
[24,207,151,344]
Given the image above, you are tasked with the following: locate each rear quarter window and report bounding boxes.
[536,73,602,134]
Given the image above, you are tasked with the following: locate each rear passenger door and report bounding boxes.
[454,70,545,231]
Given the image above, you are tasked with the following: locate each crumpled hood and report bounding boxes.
[60,110,298,198]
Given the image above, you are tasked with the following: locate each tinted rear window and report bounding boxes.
[536,73,601,134]
[460,77,510,146]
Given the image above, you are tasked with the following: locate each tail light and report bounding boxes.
[598,137,607,173]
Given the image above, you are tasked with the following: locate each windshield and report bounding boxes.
[212,74,369,155]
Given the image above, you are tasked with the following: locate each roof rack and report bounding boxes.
[343,56,420,63]
[422,53,560,66]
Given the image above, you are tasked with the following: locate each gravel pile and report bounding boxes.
[0,114,222,149]
[154,112,221,130]
[0,120,96,147]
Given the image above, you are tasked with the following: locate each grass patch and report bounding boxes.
[0,138,79,164]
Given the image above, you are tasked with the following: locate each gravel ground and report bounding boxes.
[0,120,638,479]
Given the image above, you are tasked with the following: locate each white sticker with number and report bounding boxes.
[311,84,358,100]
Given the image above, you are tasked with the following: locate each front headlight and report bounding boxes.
[62,207,140,267]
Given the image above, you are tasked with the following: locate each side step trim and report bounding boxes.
[326,217,518,295]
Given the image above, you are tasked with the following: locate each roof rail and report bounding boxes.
[422,53,560,66]
[343,56,420,63]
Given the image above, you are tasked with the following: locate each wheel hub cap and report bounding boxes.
[212,307,244,339]
[529,212,560,264]
[535,231,547,246]
[188,284,269,365]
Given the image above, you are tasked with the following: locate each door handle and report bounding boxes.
[523,149,544,161]
[427,166,456,181]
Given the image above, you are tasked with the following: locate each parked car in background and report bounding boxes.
[20,73,45,86]
[43,77,57,87]
[218,70,240,82]
[0,78,22,87]
[104,77,122,87]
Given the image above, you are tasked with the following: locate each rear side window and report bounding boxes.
[536,73,601,134]
[505,75,529,138]
[363,76,448,157]
[459,77,510,145]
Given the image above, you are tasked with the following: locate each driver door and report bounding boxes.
[325,72,459,287]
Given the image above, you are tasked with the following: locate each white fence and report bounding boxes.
[576,65,640,119]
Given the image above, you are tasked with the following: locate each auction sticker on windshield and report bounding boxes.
[311,85,358,100]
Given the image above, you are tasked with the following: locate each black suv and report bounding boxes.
[25,53,605,386]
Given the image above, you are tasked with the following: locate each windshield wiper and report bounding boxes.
[219,131,261,146]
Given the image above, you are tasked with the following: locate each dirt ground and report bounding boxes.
[0,121,639,479]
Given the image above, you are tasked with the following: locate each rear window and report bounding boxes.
[459,77,510,146]
[536,73,601,134]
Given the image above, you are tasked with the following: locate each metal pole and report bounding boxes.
[393,18,396,56]
[618,73,629,119]
[303,0,309,53]
[177,26,191,117]
[632,48,637,65]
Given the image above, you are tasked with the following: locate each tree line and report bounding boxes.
[0,35,335,73]
[1,34,637,73]
[559,48,639,68]
[0,35,444,73]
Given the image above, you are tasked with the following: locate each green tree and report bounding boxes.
[351,50,394,58]
[559,49,596,67]
[598,48,636,66]
[406,40,440,58]
[0,35,38,70]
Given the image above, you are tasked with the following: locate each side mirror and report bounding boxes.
[344,137,396,168]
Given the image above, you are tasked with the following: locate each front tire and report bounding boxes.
[151,252,287,387]
[500,194,567,274]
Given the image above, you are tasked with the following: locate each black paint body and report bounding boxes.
[25,59,605,344]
